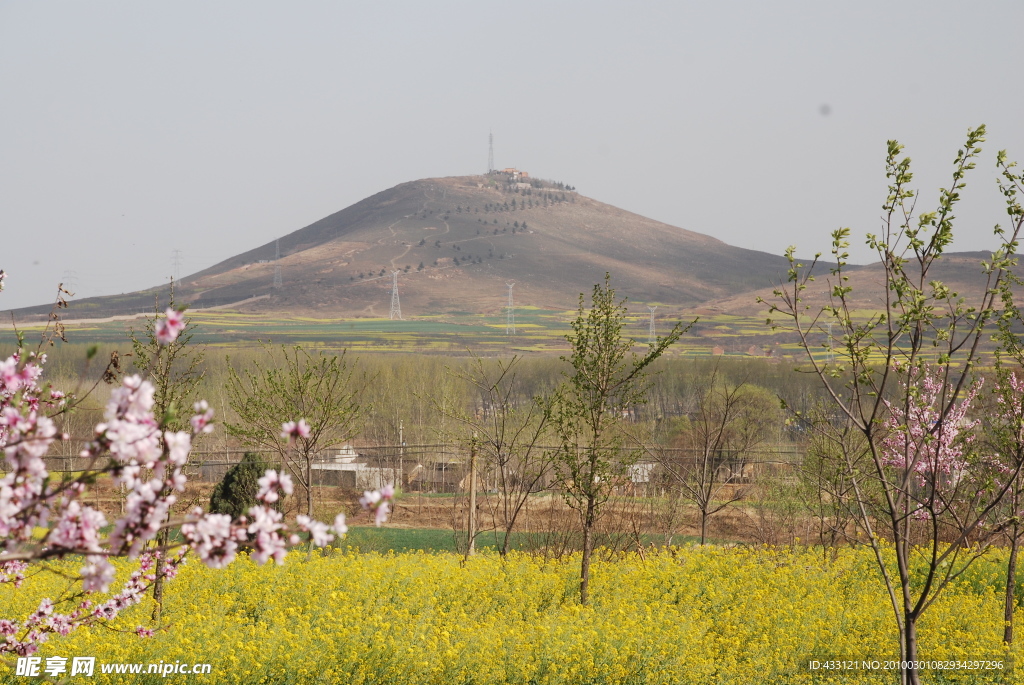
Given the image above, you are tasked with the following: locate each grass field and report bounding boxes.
[3,305,835,359]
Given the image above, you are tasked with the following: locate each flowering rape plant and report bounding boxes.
[0,281,388,657]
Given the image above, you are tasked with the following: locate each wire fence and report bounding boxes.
[41,443,807,493]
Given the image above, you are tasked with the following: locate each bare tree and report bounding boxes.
[797,404,870,557]
[225,345,363,517]
[658,369,780,544]
[445,355,555,555]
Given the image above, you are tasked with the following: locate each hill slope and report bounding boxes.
[9,175,801,321]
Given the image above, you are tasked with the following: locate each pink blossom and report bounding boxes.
[0,269,6,292]
[296,515,333,547]
[190,400,214,434]
[80,557,116,594]
[247,506,287,565]
[154,308,186,345]
[332,513,348,536]
[181,513,237,569]
[49,502,107,553]
[359,485,395,527]
[882,363,981,516]
[280,419,311,443]
[256,470,293,504]
[164,431,191,468]
[135,626,154,638]
[0,561,27,588]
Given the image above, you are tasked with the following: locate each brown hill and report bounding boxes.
[6,175,800,320]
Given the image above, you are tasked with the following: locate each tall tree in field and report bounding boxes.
[768,126,1024,685]
[225,345,363,517]
[445,355,556,556]
[661,367,781,544]
[128,292,206,624]
[553,273,687,604]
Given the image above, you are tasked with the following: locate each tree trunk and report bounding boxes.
[150,527,169,624]
[580,495,596,605]
[700,508,708,545]
[305,456,313,517]
[1006,521,1020,646]
[903,614,921,685]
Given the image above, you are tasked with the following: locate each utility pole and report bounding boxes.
[399,420,405,490]
[467,433,477,558]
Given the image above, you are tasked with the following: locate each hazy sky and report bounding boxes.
[2,1,1023,310]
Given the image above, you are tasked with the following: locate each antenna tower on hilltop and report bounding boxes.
[648,306,657,344]
[488,131,494,174]
[506,282,515,335]
[390,271,403,320]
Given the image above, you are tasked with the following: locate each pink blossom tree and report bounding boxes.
[0,283,392,659]
[768,126,1024,685]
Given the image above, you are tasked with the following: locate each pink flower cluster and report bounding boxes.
[154,308,186,346]
[281,419,311,443]
[0,274,394,655]
[360,483,395,527]
[882,364,981,517]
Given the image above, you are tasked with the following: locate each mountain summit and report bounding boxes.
[10,174,798,320]
[179,174,792,317]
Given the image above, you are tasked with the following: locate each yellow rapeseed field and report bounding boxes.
[1,545,1019,684]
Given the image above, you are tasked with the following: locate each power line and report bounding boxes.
[390,271,403,320]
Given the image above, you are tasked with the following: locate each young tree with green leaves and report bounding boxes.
[225,345,364,517]
[767,126,1024,685]
[553,273,688,604]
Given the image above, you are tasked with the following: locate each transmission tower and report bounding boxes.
[61,270,78,297]
[648,306,657,344]
[505,282,515,335]
[487,130,494,174]
[389,271,403,320]
[171,249,183,283]
[273,265,282,289]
